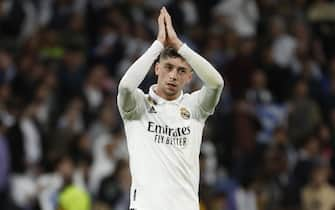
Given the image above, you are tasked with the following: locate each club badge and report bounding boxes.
[180,107,190,120]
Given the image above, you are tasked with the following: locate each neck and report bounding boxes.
[154,86,180,101]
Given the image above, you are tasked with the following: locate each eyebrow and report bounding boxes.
[164,63,173,67]
[164,62,190,71]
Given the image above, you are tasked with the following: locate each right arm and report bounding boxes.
[117,41,163,115]
[117,8,166,118]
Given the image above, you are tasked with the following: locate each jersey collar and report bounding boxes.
[149,85,184,105]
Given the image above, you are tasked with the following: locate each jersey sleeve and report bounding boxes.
[118,88,146,120]
[178,44,224,119]
[117,40,164,120]
[189,87,222,120]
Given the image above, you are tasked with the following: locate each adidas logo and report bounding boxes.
[148,106,157,113]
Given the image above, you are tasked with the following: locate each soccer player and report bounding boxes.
[117,7,224,210]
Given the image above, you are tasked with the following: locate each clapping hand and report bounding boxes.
[156,7,183,50]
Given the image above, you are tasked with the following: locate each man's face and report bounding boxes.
[155,57,192,100]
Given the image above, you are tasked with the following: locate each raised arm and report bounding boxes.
[178,44,224,114]
[163,8,224,116]
[117,9,165,117]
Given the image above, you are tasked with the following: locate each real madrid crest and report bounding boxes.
[180,107,190,120]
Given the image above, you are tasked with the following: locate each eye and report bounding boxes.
[178,68,187,74]
[164,64,173,71]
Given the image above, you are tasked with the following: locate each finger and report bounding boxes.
[165,15,176,36]
[161,10,168,23]
[160,8,165,22]
[157,9,166,41]
[158,12,163,26]
[158,20,165,35]
[158,10,164,29]
[162,6,167,14]
[163,9,173,30]
[163,7,171,21]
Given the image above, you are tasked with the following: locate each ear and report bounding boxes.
[186,71,193,84]
[154,62,160,76]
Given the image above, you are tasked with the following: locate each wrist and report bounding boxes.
[157,39,165,46]
[174,40,183,51]
[154,40,165,50]
[157,39,183,49]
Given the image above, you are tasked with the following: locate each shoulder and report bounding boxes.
[181,88,204,107]
[179,92,194,107]
[117,87,145,102]
[180,91,205,121]
[118,88,147,120]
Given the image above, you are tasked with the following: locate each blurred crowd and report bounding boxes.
[1,0,335,210]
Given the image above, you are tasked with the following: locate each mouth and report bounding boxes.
[166,82,177,89]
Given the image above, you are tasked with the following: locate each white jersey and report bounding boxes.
[117,40,224,210]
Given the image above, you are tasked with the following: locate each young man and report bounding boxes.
[117,7,224,210]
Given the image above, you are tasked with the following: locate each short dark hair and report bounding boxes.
[159,47,184,61]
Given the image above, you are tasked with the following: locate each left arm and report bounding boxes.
[162,7,224,115]
[178,44,224,115]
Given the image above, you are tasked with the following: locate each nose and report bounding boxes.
[169,69,178,80]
